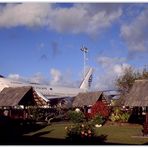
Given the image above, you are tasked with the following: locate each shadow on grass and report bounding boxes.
[0,131,133,145]
[0,134,108,145]
[0,129,138,145]
[0,116,48,143]
[0,116,142,145]
[0,122,47,137]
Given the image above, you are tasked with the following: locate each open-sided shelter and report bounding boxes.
[0,86,49,119]
[124,80,148,107]
[0,86,48,107]
[124,79,148,123]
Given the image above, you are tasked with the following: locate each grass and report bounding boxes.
[25,123,70,139]
[95,124,148,144]
[24,122,148,145]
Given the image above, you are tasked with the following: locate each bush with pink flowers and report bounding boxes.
[65,122,95,140]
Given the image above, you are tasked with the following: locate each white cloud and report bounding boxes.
[49,68,78,87]
[7,68,79,87]
[0,3,122,35]
[50,68,62,85]
[8,72,48,84]
[121,9,148,52]
[29,72,47,84]
[8,73,24,81]
[113,63,131,76]
[97,56,126,68]
[94,56,130,90]
[0,3,49,28]
[48,3,122,35]
[93,73,116,91]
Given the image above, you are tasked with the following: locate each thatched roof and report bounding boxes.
[72,91,103,107]
[0,86,33,106]
[0,86,48,107]
[124,79,148,107]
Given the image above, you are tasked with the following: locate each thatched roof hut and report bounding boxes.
[124,80,148,107]
[72,91,103,107]
[0,86,48,107]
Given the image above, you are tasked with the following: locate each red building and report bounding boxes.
[72,91,110,118]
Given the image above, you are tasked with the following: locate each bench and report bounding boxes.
[142,122,148,136]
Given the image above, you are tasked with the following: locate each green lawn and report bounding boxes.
[24,122,148,145]
[95,124,148,144]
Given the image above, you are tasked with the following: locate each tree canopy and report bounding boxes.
[116,66,148,94]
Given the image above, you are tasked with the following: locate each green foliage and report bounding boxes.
[109,107,131,123]
[65,122,95,140]
[116,66,148,94]
[116,67,137,94]
[91,114,105,125]
[28,107,53,122]
[114,107,121,114]
[120,112,130,122]
[67,110,85,123]
[142,67,148,79]
[110,113,120,122]
[28,107,44,121]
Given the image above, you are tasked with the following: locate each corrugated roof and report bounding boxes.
[72,91,103,107]
[124,79,148,107]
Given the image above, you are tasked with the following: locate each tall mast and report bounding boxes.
[80,46,88,80]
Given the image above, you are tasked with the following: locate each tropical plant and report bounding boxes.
[120,112,130,122]
[91,114,105,125]
[109,107,131,123]
[67,110,85,123]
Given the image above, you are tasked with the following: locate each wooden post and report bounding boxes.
[146,107,148,123]
[9,106,12,118]
[23,105,26,120]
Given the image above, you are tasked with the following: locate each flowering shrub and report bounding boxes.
[65,122,95,140]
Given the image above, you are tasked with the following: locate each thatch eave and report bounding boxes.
[72,91,103,107]
[124,79,148,107]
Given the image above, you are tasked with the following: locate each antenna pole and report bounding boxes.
[84,48,86,79]
[81,46,88,80]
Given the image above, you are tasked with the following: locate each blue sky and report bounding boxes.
[0,3,148,90]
